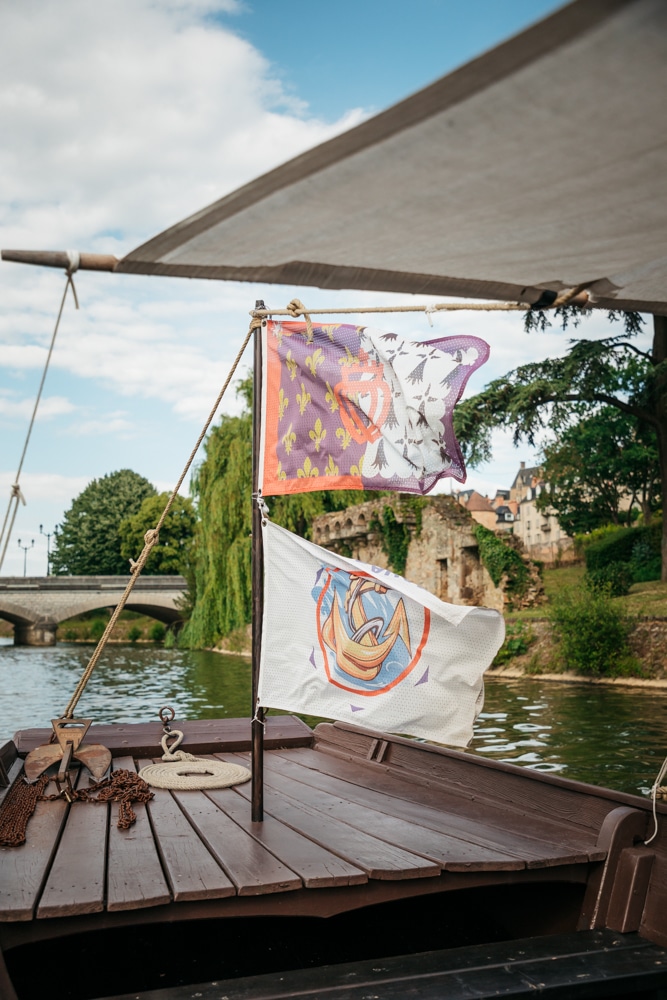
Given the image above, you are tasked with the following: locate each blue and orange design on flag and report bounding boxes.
[313,565,430,696]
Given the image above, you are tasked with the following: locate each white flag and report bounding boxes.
[258,520,505,746]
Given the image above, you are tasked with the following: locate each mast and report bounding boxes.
[251,304,265,821]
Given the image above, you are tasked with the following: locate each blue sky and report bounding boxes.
[1,0,635,576]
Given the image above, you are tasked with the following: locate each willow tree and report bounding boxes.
[181,378,378,648]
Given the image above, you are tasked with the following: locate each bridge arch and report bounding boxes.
[0,576,186,646]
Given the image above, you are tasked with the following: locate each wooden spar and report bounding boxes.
[1,250,118,271]
[251,306,265,821]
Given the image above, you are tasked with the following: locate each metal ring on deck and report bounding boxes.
[138,759,251,790]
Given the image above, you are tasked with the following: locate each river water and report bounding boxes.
[1,639,666,797]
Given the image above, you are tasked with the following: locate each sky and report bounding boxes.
[0,0,650,577]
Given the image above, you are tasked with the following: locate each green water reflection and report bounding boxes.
[1,641,665,797]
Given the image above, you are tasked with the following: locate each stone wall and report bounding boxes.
[312,496,543,612]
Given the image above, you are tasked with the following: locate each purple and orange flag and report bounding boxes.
[259,321,489,497]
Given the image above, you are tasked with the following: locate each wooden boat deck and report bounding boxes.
[2,716,667,999]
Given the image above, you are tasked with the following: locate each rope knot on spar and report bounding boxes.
[286,297,314,342]
[10,483,26,504]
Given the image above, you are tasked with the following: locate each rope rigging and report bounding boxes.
[0,264,79,573]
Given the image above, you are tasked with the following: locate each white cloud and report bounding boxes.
[0,393,75,420]
[0,470,90,504]
[0,1,364,253]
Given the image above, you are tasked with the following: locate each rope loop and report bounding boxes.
[286,297,314,343]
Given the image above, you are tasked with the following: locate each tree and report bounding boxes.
[119,492,196,574]
[536,407,660,535]
[180,377,381,648]
[51,470,156,575]
[453,311,667,579]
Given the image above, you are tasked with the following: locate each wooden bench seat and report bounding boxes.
[95,930,667,1000]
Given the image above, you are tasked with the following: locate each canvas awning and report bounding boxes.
[117,0,667,312]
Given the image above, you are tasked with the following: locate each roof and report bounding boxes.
[117,0,667,314]
[512,465,542,490]
[464,491,495,513]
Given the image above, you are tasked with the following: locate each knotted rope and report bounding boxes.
[138,730,250,789]
[286,297,314,342]
[0,266,78,572]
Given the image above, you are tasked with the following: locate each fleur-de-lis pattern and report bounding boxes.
[285,350,297,381]
[297,456,319,478]
[324,454,339,476]
[309,417,326,452]
[297,382,311,415]
[261,320,489,497]
[305,348,325,377]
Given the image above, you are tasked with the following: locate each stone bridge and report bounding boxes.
[0,576,186,646]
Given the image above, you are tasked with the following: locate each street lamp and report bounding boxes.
[40,524,53,575]
[17,538,34,578]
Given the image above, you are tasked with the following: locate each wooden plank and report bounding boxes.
[245,753,526,873]
[106,757,170,913]
[94,931,667,1000]
[0,774,69,922]
[314,721,652,835]
[256,750,596,870]
[205,781,368,888]
[171,788,301,896]
[282,746,607,865]
[13,716,313,758]
[136,759,235,903]
[36,769,108,918]
[215,764,440,881]
[606,846,655,933]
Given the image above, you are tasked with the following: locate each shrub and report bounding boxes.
[631,535,661,583]
[474,524,529,604]
[128,625,142,643]
[493,621,535,665]
[89,618,107,641]
[585,525,660,573]
[584,561,634,597]
[548,588,637,676]
[149,622,166,642]
[164,628,176,649]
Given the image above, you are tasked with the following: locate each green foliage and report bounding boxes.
[164,627,176,649]
[474,523,529,602]
[149,622,166,642]
[537,407,659,535]
[180,377,379,649]
[548,588,637,676]
[452,312,667,582]
[128,625,142,643]
[89,618,106,641]
[493,621,535,665]
[51,470,156,575]
[119,492,196,575]
[574,523,626,555]
[584,562,634,598]
[371,507,410,575]
[584,525,660,573]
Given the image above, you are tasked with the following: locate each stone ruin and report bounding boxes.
[312,495,544,612]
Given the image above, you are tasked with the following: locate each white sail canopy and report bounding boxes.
[118,0,667,314]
